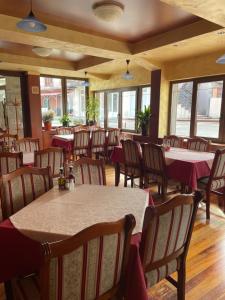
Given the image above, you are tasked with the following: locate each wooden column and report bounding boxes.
[22,74,43,147]
[149,69,161,139]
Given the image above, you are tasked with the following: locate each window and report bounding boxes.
[40,77,63,126]
[195,81,223,138]
[66,79,86,124]
[170,81,193,137]
[141,86,151,111]
[107,92,119,128]
[95,92,104,127]
[122,90,136,130]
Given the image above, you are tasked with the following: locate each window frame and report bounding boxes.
[169,75,225,143]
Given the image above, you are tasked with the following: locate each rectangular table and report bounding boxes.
[111,146,215,190]
[0,185,149,300]
[52,134,74,152]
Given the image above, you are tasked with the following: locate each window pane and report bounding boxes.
[67,80,86,125]
[141,87,151,111]
[95,92,104,127]
[107,92,119,128]
[196,81,223,138]
[171,81,193,136]
[40,77,63,126]
[122,90,136,130]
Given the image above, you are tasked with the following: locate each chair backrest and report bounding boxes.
[92,129,106,148]
[40,214,135,300]
[121,139,142,169]
[34,147,64,178]
[68,158,106,185]
[139,192,202,287]
[73,130,90,155]
[108,129,120,146]
[0,152,23,176]
[16,138,40,153]
[0,133,18,148]
[163,135,183,148]
[141,143,166,176]
[207,148,225,190]
[56,127,73,135]
[187,137,210,152]
[0,167,53,220]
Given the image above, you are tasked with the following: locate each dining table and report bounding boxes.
[22,151,34,166]
[111,146,215,190]
[0,184,151,300]
[52,134,74,152]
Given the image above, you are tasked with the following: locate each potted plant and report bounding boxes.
[60,114,71,127]
[137,105,151,136]
[86,96,100,126]
[42,110,55,131]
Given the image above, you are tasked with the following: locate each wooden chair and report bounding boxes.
[16,138,40,153]
[121,139,143,188]
[197,148,225,219]
[141,143,168,195]
[72,130,90,159]
[0,133,18,148]
[0,152,23,176]
[163,135,183,148]
[68,157,106,185]
[91,129,107,159]
[56,127,73,135]
[140,192,202,300]
[0,166,53,221]
[187,137,210,152]
[106,128,120,159]
[34,147,64,178]
[12,214,135,300]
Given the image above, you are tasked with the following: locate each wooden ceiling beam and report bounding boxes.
[160,0,225,28]
[133,57,162,70]
[0,14,131,60]
[88,72,111,80]
[76,57,112,71]
[132,19,222,55]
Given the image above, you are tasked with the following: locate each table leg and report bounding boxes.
[115,162,120,186]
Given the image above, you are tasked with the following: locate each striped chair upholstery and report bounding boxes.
[141,143,167,195]
[73,130,90,158]
[140,192,202,298]
[121,139,142,188]
[56,127,73,135]
[163,135,183,148]
[107,128,120,151]
[34,147,64,178]
[16,138,40,153]
[0,167,53,221]
[0,133,18,148]
[187,137,210,152]
[198,148,225,219]
[12,215,135,300]
[0,152,23,176]
[91,129,106,155]
[68,158,106,185]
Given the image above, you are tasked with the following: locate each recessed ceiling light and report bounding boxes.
[92,1,124,22]
[32,47,53,57]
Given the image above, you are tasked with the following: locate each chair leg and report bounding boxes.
[158,184,161,195]
[124,175,127,187]
[5,281,13,300]
[139,176,143,189]
[177,262,186,300]
[206,191,210,220]
[131,176,134,188]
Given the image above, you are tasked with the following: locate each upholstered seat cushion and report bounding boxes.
[120,164,141,177]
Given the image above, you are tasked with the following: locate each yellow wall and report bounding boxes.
[89,66,150,91]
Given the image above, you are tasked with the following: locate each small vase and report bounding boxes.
[62,122,69,127]
[44,121,52,131]
[141,125,147,136]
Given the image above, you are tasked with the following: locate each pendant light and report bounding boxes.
[82,72,90,87]
[216,54,225,64]
[122,59,133,80]
[17,0,47,33]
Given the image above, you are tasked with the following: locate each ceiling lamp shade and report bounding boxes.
[32,46,52,57]
[17,0,47,32]
[92,1,124,22]
[216,54,225,64]
[122,59,134,80]
[82,72,90,87]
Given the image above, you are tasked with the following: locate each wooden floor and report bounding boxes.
[1,165,225,300]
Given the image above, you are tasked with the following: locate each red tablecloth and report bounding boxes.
[52,137,73,152]
[111,146,212,190]
[0,195,154,299]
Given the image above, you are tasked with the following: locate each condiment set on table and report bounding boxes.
[162,140,171,151]
[58,165,75,190]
